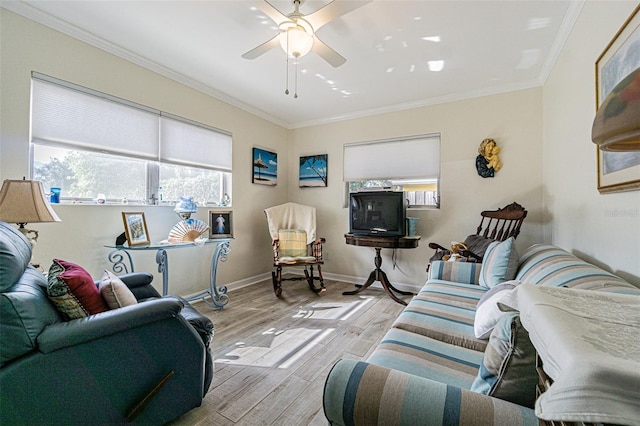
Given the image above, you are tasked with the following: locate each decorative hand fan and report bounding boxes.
[168,218,209,242]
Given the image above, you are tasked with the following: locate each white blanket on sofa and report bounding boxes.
[499,284,640,425]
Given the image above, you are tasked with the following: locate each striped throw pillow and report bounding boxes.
[479,237,519,289]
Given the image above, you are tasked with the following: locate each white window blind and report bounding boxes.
[31,76,159,160]
[160,115,232,172]
[31,73,233,172]
[343,134,440,181]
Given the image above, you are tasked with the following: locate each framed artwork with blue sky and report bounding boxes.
[252,147,277,186]
[299,154,328,187]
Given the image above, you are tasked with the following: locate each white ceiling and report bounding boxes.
[3,0,583,129]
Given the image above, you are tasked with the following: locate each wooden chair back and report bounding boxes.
[475,202,527,241]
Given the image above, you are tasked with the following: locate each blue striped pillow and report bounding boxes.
[479,237,519,289]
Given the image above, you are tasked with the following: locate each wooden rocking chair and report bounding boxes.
[428,202,527,265]
[264,203,325,297]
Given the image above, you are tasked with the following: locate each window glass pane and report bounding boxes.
[159,163,223,205]
[33,144,147,201]
[348,180,393,192]
[347,179,439,209]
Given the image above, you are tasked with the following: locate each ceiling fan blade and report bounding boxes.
[241,34,281,60]
[262,0,288,25]
[306,0,372,31]
[312,37,346,67]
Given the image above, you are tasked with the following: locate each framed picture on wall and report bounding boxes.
[299,154,328,187]
[121,212,150,246]
[595,5,640,193]
[252,147,277,186]
[209,210,233,238]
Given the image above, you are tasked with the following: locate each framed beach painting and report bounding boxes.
[595,5,640,193]
[209,210,233,238]
[121,212,150,246]
[252,147,277,186]
[299,154,328,187]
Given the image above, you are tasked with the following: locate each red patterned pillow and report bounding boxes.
[47,259,109,320]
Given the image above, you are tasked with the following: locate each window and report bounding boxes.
[344,134,440,208]
[30,73,232,205]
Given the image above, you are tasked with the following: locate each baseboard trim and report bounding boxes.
[184,270,424,300]
[321,272,423,294]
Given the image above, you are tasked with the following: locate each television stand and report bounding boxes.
[343,233,420,305]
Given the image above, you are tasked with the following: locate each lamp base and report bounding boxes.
[17,223,39,248]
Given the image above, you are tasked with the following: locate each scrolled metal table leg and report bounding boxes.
[108,249,134,274]
[203,241,231,308]
[155,249,169,296]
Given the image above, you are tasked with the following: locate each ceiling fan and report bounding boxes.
[242,0,371,68]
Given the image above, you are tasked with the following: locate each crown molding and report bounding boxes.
[2,0,583,130]
[537,0,585,86]
[1,1,290,128]
[291,79,544,129]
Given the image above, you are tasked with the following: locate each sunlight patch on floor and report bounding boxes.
[292,296,374,320]
[216,327,334,368]
[214,297,374,368]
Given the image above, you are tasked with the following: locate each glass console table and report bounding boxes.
[104,239,232,309]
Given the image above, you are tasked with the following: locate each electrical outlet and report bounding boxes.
[324,251,329,260]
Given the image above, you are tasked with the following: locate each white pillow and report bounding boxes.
[479,237,519,288]
[99,270,138,309]
[474,281,520,339]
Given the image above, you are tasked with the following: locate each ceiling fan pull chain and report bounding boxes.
[294,57,299,99]
[285,29,290,95]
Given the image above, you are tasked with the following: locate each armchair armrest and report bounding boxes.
[37,297,184,353]
[460,249,482,262]
[119,272,154,289]
[428,260,482,285]
[323,360,537,426]
[428,242,448,251]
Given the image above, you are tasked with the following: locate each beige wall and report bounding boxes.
[1,9,289,295]
[288,89,544,289]
[543,1,640,286]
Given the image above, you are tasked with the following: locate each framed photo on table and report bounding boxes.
[209,210,233,238]
[595,5,640,193]
[121,212,150,246]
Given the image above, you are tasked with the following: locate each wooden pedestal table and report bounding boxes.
[343,233,420,305]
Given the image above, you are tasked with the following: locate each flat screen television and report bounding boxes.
[349,191,406,237]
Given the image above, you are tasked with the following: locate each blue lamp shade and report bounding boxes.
[592,66,640,152]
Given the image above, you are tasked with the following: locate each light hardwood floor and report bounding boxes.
[170,278,409,426]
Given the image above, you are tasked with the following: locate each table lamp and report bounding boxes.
[0,178,61,248]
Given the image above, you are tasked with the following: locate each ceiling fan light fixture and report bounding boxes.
[279,24,313,58]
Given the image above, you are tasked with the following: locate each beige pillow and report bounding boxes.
[99,270,138,309]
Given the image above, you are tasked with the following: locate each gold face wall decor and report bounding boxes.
[476,138,502,178]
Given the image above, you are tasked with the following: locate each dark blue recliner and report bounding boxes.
[0,221,214,425]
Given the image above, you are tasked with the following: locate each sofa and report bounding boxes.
[323,239,640,425]
[0,221,214,425]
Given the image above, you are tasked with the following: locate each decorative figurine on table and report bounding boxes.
[476,138,502,178]
[168,196,209,243]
